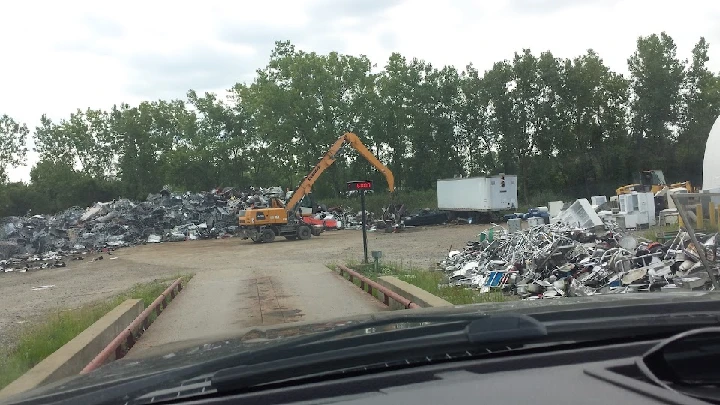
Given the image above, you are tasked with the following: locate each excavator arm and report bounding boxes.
[285,132,395,213]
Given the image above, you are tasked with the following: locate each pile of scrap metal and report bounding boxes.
[326,208,377,230]
[503,207,551,223]
[0,188,245,271]
[439,223,719,300]
[312,204,404,231]
[321,204,443,230]
[242,186,286,207]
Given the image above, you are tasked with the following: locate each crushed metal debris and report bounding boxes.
[0,185,391,273]
[439,202,719,299]
[0,187,247,272]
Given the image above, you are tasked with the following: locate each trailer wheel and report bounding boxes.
[297,226,312,240]
[260,228,276,243]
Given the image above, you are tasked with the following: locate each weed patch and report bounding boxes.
[340,261,508,306]
[0,274,193,390]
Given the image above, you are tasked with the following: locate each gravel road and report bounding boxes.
[0,224,489,349]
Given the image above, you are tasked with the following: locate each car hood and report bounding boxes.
[6,290,718,403]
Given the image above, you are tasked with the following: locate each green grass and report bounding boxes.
[339,261,509,306]
[634,221,720,243]
[633,224,680,241]
[0,274,194,391]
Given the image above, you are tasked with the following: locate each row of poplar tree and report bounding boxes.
[1,32,718,216]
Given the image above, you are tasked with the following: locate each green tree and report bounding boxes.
[457,64,497,176]
[557,50,630,195]
[405,63,464,189]
[484,60,516,175]
[111,102,168,198]
[627,32,685,172]
[237,41,378,195]
[186,89,250,188]
[371,53,416,189]
[6,35,720,217]
[676,37,720,184]
[0,114,29,181]
[488,49,542,201]
[28,160,120,213]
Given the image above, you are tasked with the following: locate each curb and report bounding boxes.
[376,276,453,308]
[81,278,185,374]
[0,299,144,400]
[336,264,420,309]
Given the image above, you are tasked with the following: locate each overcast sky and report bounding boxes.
[2,0,720,182]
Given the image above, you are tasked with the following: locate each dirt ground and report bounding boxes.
[0,224,488,349]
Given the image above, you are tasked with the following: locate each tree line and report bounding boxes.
[1,32,719,216]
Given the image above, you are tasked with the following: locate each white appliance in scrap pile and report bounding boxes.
[617,192,656,228]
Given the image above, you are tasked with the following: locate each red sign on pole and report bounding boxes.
[347,180,373,191]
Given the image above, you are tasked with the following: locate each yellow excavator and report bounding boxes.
[616,170,693,196]
[238,132,395,243]
[616,169,695,211]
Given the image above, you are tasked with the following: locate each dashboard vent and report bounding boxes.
[133,373,215,405]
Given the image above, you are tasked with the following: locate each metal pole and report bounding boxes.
[361,190,369,264]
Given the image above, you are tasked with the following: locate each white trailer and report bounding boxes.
[436,175,518,221]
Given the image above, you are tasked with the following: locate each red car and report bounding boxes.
[301,216,339,230]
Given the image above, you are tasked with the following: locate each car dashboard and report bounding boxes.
[166,337,709,405]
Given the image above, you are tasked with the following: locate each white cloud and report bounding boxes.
[2,0,719,182]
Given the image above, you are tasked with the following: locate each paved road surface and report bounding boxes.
[128,253,386,357]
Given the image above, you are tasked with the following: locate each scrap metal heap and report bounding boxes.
[311,205,405,231]
[439,222,720,299]
[0,187,247,272]
[0,184,394,272]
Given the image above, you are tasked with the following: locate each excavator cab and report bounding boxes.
[237,199,288,227]
[635,170,667,193]
[618,170,669,195]
[298,194,327,216]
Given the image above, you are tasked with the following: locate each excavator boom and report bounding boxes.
[285,132,394,213]
[238,132,394,243]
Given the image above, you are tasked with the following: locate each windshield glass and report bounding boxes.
[653,171,667,186]
[1,1,719,401]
